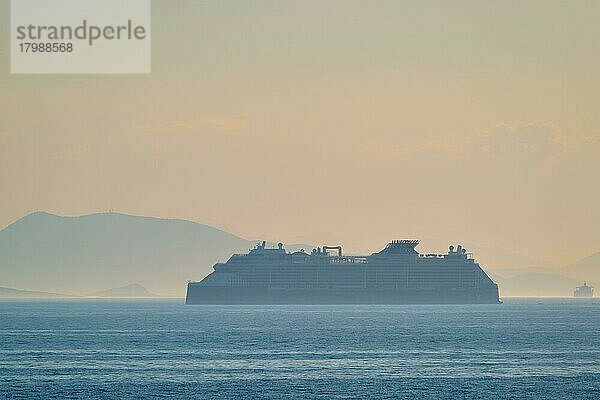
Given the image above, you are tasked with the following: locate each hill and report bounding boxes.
[0,212,256,296]
[563,252,600,283]
[89,283,159,298]
[0,286,70,298]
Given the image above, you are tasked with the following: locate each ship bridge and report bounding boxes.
[370,240,420,257]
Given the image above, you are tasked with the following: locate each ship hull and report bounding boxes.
[185,282,501,305]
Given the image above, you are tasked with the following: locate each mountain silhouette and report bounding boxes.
[89,283,159,298]
[0,286,70,298]
[0,212,256,296]
[563,252,600,283]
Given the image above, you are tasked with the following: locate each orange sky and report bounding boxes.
[1,0,599,266]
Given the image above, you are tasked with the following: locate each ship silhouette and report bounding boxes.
[186,240,501,304]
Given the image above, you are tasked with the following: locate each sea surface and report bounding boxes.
[1,298,599,399]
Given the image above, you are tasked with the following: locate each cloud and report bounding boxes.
[130,116,251,135]
[476,122,566,156]
[355,121,600,166]
[473,122,600,164]
[46,143,94,160]
[0,131,13,142]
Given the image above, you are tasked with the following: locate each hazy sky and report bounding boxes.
[1,0,599,266]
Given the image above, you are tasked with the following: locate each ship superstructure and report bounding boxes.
[574,282,594,298]
[186,240,500,304]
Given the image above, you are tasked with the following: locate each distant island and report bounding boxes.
[0,286,70,298]
[0,283,158,299]
[89,283,159,298]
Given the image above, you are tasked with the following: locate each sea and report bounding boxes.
[1,298,599,399]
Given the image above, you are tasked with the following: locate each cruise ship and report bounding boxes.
[186,240,501,304]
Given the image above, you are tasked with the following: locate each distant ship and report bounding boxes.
[574,282,594,298]
[186,240,501,304]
